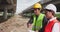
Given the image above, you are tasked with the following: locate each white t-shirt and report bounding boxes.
[52,23,60,32]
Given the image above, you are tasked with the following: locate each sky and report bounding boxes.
[15,0,42,14]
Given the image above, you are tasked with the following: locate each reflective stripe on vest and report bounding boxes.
[32,13,44,31]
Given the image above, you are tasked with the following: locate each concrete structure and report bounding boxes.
[22,0,60,17]
[0,0,17,20]
[43,0,60,14]
[23,0,60,13]
[16,0,44,14]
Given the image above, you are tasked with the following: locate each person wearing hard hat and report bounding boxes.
[27,3,48,32]
[44,4,60,32]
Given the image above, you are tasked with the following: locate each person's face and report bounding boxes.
[34,8,40,15]
[45,11,52,19]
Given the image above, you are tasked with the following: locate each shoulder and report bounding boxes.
[53,23,60,29]
[43,16,47,20]
[54,23,59,26]
[41,13,45,15]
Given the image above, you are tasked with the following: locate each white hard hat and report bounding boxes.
[45,4,57,13]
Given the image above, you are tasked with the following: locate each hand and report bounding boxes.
[28,30,35,32]
[28,24,32,29]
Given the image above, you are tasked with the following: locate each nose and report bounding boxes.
[34,10,37,13]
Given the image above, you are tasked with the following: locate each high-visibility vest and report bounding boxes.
[32,13,44,31]
[44,19,57,32]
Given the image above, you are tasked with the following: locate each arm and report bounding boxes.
[52,23,60,32]
[27,16,33,28]
[27,16,35,32]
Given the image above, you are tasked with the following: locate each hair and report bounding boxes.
[57,18,60,22]
[33,8,42,12]
[45,9,55,16]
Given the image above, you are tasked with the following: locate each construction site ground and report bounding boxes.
[0,15,29,32]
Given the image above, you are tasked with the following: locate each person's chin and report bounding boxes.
[35,14,37,15]
[34,13,38,15]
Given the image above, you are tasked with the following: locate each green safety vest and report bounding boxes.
[32,13,44,31]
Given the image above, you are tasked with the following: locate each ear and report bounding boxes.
[39,9,41,12]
